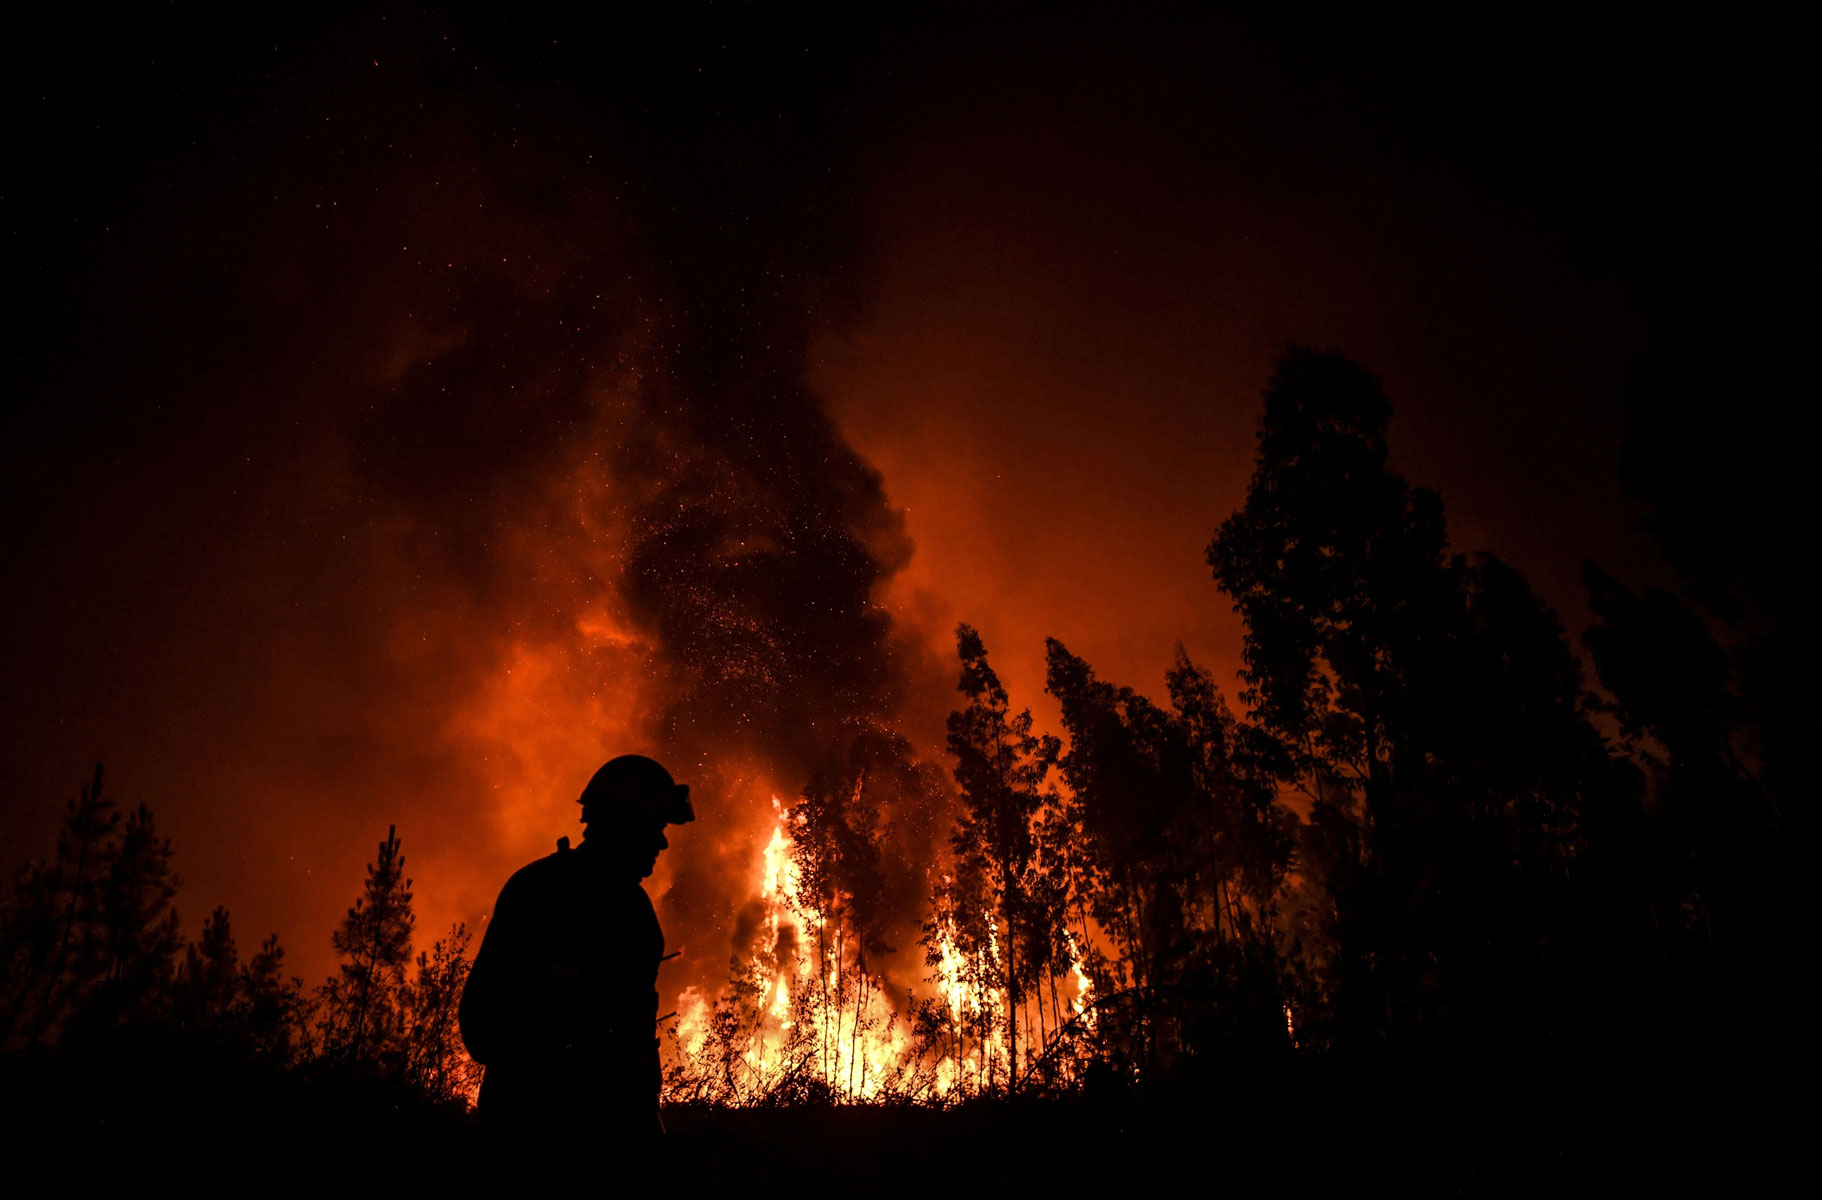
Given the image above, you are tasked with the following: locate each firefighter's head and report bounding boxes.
[579,755,693,878]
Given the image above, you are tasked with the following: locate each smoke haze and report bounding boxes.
[6,7,1780,1011]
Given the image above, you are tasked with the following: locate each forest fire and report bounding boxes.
[3,6,1800,1193]
[669,806,909,1102]
[664,796,1096,1104]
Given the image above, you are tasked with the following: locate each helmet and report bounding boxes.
[579,755,695,826]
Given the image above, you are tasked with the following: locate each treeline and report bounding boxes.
[711,347,1794,1101]
[0,772,478,1107]
[2,346,1792,1120]
[972,350,1788,1085]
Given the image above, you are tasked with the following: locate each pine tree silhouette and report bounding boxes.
[322,825,414,1067]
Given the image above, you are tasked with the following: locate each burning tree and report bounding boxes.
[789,756,886,1096]
[666,775,917,1107]
[653,346,1765,1109]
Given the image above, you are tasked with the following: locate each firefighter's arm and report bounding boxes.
[459,874,545,1065]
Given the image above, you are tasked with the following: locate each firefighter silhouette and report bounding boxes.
[460,755,694,1167]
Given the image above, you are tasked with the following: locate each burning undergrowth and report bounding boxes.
[662,787,1099,1106]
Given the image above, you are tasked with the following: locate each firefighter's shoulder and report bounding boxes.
[498,841,579,903]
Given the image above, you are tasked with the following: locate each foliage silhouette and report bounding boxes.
[319,824,415,1069]
[943,624,1058,1091]
[1206,348,1624,1052]
[1,345,1797,1189]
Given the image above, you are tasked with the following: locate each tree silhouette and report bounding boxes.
[1207,348,1619,1048]
[0,764,118,1048]
[1163,649,1297,1065]
[1164,649,1294,947]
[1045,639,1182,997]
[2,338,1797,1168]
[321,825,414,1067]
[943,624,1057,1090]
[403,923,481,1104]
[1,768,187,1045]
[1043,639,1297,1073]
[1,768,314,1065]
[176,905,239,1034]
[77,801,184,1033]
[238,932,308,1063]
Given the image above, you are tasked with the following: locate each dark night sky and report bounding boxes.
[3,6,1801,997]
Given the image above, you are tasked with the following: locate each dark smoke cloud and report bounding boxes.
[3,10,955,1003]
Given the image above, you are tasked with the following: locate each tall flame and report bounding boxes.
[663,797,1097,1105]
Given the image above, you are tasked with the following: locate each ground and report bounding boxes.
[2,1041,1791,1196]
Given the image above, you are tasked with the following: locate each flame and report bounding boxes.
[1063,927,1096,1033]
[661,796,1103,1105]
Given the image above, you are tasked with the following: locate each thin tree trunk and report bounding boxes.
[1123,890,1142,990]
[1035,971,1048,1054]
[831,921,845,1090]
[849,966,864,1099]
[1212,838,1227,944]
[817,912,831,1086]
[1023,995,1034,1081]
[1002,863,1018,1093]
[952,1001,962,1096]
